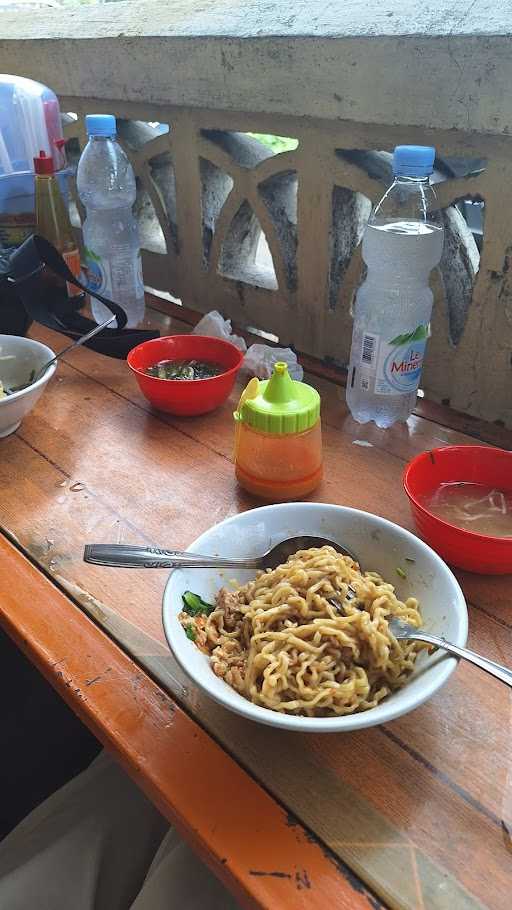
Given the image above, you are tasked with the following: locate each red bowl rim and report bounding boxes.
[127,334,245,385]
[403,445,512,545]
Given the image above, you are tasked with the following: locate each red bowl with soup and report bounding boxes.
[403,445,512,574]
[128,335,244,416]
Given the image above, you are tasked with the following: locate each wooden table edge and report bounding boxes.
[0,532,383,910]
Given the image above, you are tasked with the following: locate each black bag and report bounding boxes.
[0,247,32,337]
[0,234,159,358]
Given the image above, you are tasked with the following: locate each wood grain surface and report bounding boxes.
[0,535,379,910]
[0,302,510,910]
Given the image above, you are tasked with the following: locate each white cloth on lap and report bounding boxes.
[0,751,241,910]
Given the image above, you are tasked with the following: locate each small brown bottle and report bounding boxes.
[34,150,81,297]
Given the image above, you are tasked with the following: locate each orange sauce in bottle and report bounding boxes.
[234,363,323,501]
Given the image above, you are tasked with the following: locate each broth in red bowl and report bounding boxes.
[403,445,512,574]
[128,335,244,416]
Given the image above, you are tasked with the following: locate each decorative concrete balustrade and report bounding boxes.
[2,0,512,424]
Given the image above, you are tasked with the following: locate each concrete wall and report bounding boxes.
[1,0,511,423]
[2,1,512,133]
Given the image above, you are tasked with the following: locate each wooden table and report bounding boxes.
[1,297,510,910]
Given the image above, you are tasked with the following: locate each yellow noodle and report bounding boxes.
[179,546,423,717]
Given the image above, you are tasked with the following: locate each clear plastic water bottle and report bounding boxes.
[346,145,444,428]
[77,114,144,327]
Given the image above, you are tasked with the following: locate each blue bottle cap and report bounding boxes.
[393,145,435,177]
[85,114,117,137]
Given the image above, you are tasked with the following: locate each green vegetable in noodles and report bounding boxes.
[182,591,214,616]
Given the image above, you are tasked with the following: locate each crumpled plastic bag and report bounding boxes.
[192,310,303,380]
[243,343,303,380]
[193,310,246,352]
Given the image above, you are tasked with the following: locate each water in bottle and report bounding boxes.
[346,145,444,428]
[77,114,144,327]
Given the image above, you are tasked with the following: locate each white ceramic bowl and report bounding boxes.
[163,503,468,732]
[0,335,56,438]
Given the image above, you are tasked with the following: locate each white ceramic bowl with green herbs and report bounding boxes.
[0,335,56,437]
[163,502,468,733]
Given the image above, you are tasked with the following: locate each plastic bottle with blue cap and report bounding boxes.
[346,145,444,428]
[77,114,144,327]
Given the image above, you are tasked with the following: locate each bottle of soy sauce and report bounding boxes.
[34,149,81,299]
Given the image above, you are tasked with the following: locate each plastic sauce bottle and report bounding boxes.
[234,362,322,501]
[346,145,444,428]
[34,149,81,298]
[76,114,144,327]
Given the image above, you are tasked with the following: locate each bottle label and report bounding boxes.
[83,246,113,298]
[359,324,429,396]
[62,249,82,298]
[83,246,144,299]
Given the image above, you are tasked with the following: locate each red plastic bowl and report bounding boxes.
[403,445,512,574]
[127,335,244,416]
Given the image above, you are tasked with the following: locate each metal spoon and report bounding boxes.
[11,315,117,393]
[83,536,359,570]
[389,618,512,689]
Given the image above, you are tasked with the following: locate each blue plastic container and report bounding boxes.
[0,74,69,247]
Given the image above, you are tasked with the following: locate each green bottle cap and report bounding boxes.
[234,362,320,434]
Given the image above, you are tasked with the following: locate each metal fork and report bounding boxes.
[328,585,357,614]
[389,618,512,689]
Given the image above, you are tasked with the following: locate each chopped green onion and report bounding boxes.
[396,567,407,580]
[185,624,197,641]
[405,557,416,564]
[145,359,224,381]
[182,590,214,616]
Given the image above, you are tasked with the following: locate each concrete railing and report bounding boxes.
[2,0,512,424]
